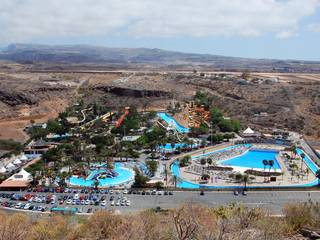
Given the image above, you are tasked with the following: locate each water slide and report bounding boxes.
[80,111,114,129]
[115,109,129,128]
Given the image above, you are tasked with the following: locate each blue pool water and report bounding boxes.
[157,112,190,133]
[219,149,281,170]
[296,148,319,174]
[69,163,134,187]
[160,143,197,151]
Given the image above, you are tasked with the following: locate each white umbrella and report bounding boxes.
[0,166,6,173]
[13,158,22,165]
[6,163,16,171]
[20,155,28,161]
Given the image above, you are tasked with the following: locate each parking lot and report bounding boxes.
[0,188,174,214]
[1,187,320,215]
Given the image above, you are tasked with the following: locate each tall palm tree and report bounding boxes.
[316,169,320,186]
[173,175,177,188]
[290,145,297,158]
[170,142,175,152]
[268,160,274,172]
[262,159,269,182]
[241,174,250,190]
[200,158,207,174]
[300,153,306,172]
[262,159,269,172]
[268,160,274,182]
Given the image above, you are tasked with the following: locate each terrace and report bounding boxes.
[171,143,319,189]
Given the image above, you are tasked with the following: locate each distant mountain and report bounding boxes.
[1,43,320,72]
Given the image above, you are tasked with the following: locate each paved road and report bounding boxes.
[122,190,320,214]
[1,190,320,215]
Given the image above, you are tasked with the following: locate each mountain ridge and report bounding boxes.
[1,43,320,72]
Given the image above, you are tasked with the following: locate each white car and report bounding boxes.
[24,203,31,210]
[73,194,79,200]
[123,189,128,194]
[66,199,72,205]
[115,201,120,206]
[15,202,22,209]
[126,200,131,206]
[85,200,90,205]
[101,200,107,206]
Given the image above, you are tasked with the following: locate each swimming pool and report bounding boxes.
[69,163,134,187]
[157,112,190,133]
[218,149,281,171]
[160,143,197,151]
[171,145,319,189]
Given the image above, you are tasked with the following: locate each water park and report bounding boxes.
[1,90,319,193]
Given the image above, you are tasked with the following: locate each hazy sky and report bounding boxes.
[1,0,320,60]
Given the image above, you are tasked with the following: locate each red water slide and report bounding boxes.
[115,109,129,128]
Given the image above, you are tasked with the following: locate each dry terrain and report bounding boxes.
[0,62,319,145]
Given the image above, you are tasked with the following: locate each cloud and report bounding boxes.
[0,0,319,43]
[307,23,320,32]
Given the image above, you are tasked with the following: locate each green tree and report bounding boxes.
[200,158,207,166]
[179,155,191,167]
[47,119,66,135]
[154,181,164,190]
[241,174,250,190]
[146,160,158,177]
[132,168,150,188]
[210,107,223,126]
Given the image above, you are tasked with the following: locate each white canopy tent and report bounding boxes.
[6,163,16,171]
[20,155,28,162]
[13,158,22,165]
[243,127,255,134]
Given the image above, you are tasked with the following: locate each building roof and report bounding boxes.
[0,180,30,188]
[7,169,32,182]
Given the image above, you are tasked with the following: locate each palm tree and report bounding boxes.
[200,158,207,174]
[290,145,297,158]
[305,168,309,180]
[268,160,274,182]
[262,159,269,182]
[241,174,250,190]
[93,179,99,190]
[171,142,175,152]
[262,159,269,172]
[268,160,274,172]
[173,175,177,188]
[300,153,305,172]
[316,170,320,186]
